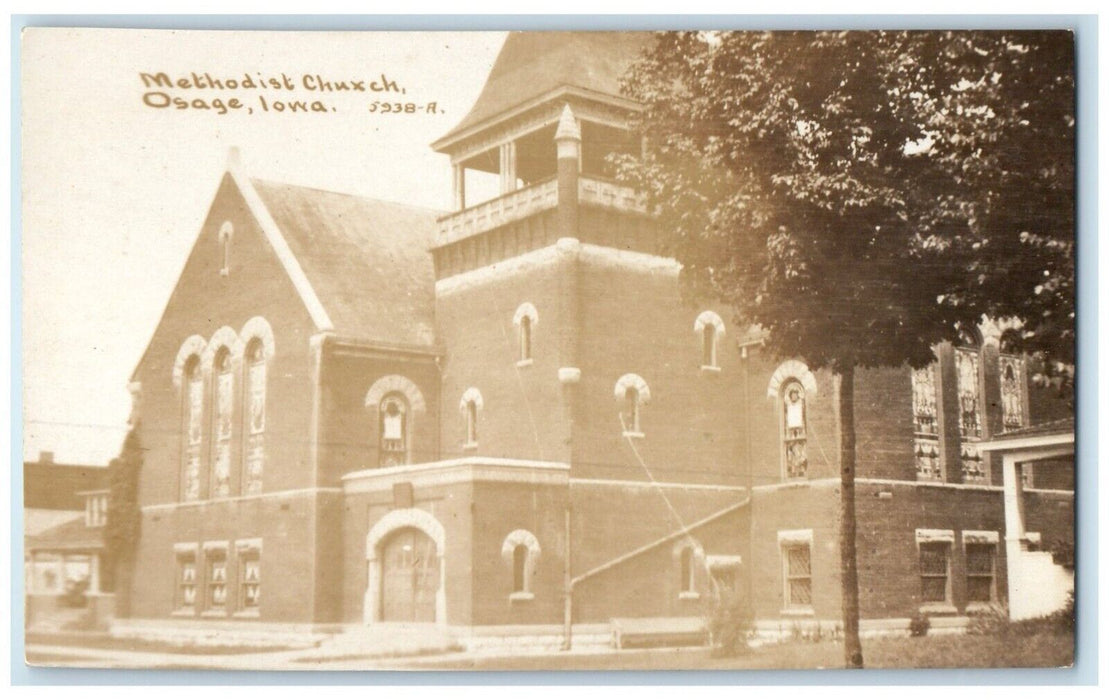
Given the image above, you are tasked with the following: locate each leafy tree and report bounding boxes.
[103,424,143,610]
[617,30,1074,668]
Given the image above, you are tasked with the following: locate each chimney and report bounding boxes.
[39,450,54,464]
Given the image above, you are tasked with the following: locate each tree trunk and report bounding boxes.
[838,365,864,668]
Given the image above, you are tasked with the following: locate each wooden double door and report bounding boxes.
[380,527,439,623]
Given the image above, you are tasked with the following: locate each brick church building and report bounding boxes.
[120,32,1074,643]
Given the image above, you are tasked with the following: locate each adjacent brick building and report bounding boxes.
[120,32,1074,641]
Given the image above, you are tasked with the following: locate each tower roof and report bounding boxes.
[433,31,653,152]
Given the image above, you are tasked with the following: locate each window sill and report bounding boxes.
[678,591,701,601]
[200,609,229,618]
[699,365,722,375]
[918,603,958,616]
[622,431,645,440]
[964,602,998,615]
[508,592,535,603]
[171,609,196,618]
[462,441,479,451]
[516,359,534,368]
[780,606,816,617]
[233,609,261,619]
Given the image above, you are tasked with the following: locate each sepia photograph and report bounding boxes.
[19,25,1078,673]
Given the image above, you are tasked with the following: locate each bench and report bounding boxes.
[611,617,709,649]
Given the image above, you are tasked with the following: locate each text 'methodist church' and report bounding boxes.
[121,32,1074,644]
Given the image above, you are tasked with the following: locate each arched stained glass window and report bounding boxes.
[782,380,808,479]
[243,338,266,494]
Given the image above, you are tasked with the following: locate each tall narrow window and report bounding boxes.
[956,348,985,482]
[782,542,812,609]
[513,303,538,365]
[512,544,529,594]
[211,348,233,497]
[206,548,228,612]
[919,542,951,604]
[460,388,483,449]
[182,356,203,501]
[1000,355,1026,431]
[694,310,725,370]
[218,221,233,276]
[175,545,198,612]
[237,540,262,613]
[702,324,716,367]
[502,529,540,601]
[466,400,478,445]
[965,542,997,604]
[519,315,532,363]
[624,387,640,433]
[243,339,266,494]
[782,380,808,479]
[912,365,942,481]
[614,374,650,437]
[379,393,408,467]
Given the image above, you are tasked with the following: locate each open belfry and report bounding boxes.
[120,32,1073,646]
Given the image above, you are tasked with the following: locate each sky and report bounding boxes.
[21,28,507,464]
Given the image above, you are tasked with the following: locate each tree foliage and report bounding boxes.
[617,30,1074,373]
[103,424,143,593]
[616,30,1075,668]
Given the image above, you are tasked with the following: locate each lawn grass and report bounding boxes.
[405,631,1073,671]
[25,631,304,656]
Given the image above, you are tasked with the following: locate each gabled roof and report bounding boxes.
[26,516,103,552]
[434,31,653,151]
[250,179,441,347]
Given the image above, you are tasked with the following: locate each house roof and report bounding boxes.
[24,461,109,511]
[434,31,654,150]
[26,516,103,552]
[250,179,441,348]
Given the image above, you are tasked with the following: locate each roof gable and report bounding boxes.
[435,31,653,149]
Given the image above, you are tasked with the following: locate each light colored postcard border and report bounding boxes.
[8,13,1098,686]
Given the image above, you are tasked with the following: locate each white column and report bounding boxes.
[1002,454,1026,619]
[89,553,101,594]
[499,141,517,194]
[452,164,466,210]
[436,555,447,625]
[363,557,381,624]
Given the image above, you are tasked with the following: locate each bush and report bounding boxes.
[968,592,1075,637]
[909,612,931,637]
[707,588,753,657]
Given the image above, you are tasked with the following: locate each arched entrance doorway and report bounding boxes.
[364,507,447,625]
[380,527,439,623]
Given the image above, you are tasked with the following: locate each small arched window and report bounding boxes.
[182,355,203,501]
[211,347,234,497]
[694,311,725,370]
[512,544,529,594]
[460,388,483,449]
[614,374,650,438]
[513,303,538,366]
[218,221,233,277]
[242,338,267,494]
[379,393,408,467]
[519,315,532,362]
[624,387,640,433]
[502,529,540,601]
[782,380,808,479]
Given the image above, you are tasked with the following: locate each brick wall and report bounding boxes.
[134,174,319,506]
[316,350,441,485]
[435,260,570,463]
[130,492,319,623]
